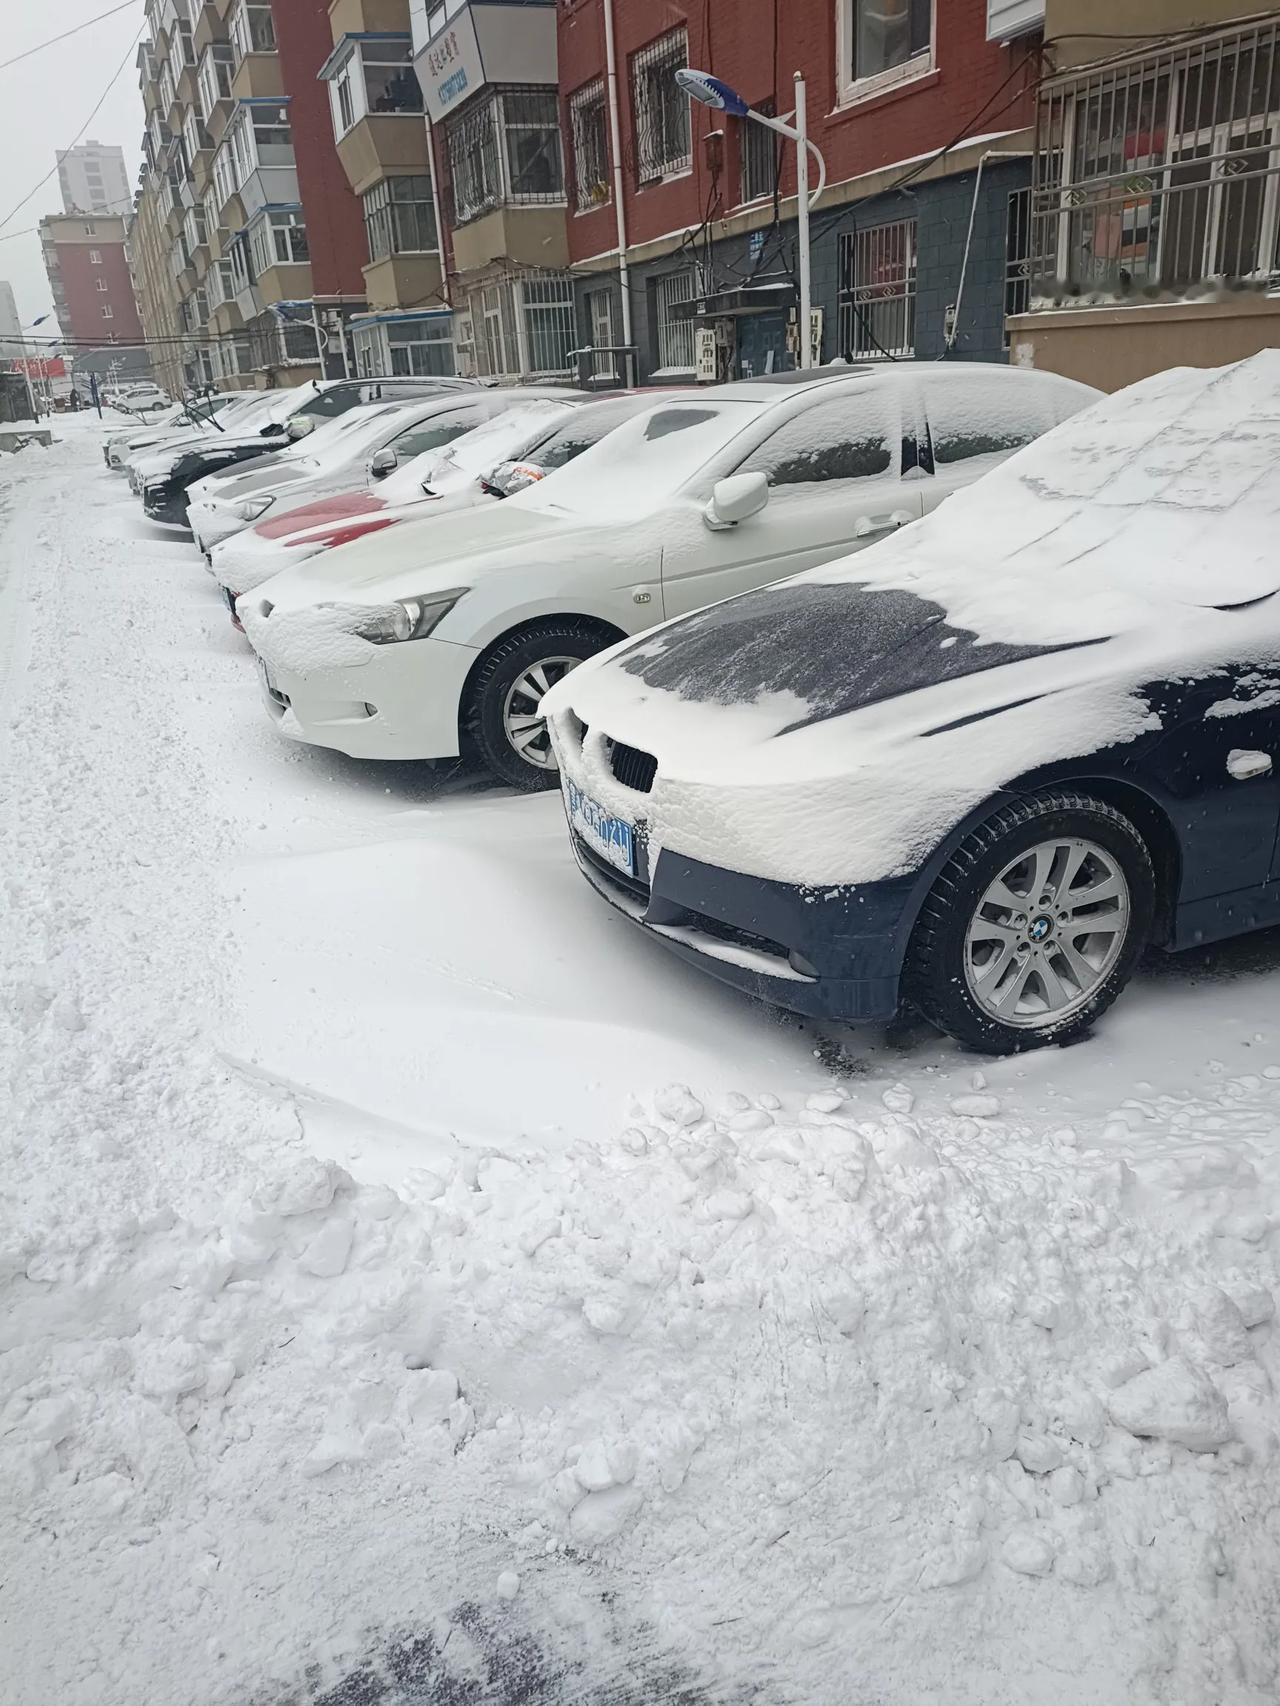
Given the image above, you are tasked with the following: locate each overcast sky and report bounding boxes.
[0,1,147,333]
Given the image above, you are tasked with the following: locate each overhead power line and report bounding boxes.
[0,2,140,75]
[0,16,145,235]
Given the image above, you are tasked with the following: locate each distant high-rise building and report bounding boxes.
[0,280,20,345]
[56,142,131,217]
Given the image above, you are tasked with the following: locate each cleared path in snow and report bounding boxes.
[3,425,1280,1706]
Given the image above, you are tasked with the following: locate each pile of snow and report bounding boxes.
[4,418,1280,1706]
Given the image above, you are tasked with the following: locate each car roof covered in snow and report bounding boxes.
[799,351,1280,644]
[703,361,1084,404]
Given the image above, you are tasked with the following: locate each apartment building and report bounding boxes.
[1009,2,1280,390]
[39,213,145,355]
[130,0,371,396]
[56,142,133,218]
[554,0,1044,382]
[0,281,20,344]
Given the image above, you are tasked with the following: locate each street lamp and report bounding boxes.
[676,68,828,370]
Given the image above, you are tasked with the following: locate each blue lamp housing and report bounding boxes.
[674,68,751,118]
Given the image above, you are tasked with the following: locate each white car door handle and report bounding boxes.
[1228,749,1273,781]
[854,511,915,539]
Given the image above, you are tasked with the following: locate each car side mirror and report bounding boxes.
[262,422,286,437]
[285,416,315,441]
[704,471,769,531]
[369,447,398,479]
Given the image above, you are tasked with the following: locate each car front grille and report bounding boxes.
[606,738,657,794]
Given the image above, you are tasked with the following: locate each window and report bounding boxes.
[335,60,356,134]
[89,249,102,263]
[445,89,563,225]
[84,222,96,235]
[570,79,609,211]
[229,233,254,294]
[632,30,691,184]
[96,279,109,293]
[389,412,475,457]
[522,274,575,373]
[230,2,276,66]
[927,372,1043,467]
[363,42,422,116]
[740,100,779,205]
[198,43,234,114]
[248,209,309,275]
[738,395,892,488]
[841,0,933,99]
[386,317,455,377]
[585,286,619,381]
[362,177,437,261]
[1004,185,1031,336]
[503,89,564,200]
[252,105,293,158]
[653,268,696,370]
[837,218,917,358]
[101,305,114,320]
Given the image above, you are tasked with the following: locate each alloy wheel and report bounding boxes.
[963,836,1131,1028]
[501,656,581,770]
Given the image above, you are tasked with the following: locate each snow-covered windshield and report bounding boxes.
[289,402,406,467]
[800,352,1280,646]
[513,400,766,520]
[379,401,574,501]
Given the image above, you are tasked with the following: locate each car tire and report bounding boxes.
[903,792,1155,1054]
[464,620,616,791]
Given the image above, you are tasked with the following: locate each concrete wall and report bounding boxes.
[1044,0,1262,67]
[1008,294,1280,390]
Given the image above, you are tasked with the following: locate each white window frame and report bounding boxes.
[836,0,936,110]
[331,51,358,138]
[230,1,276,69]
[101,305,114,320]
[837,217,918,358]
[97,278,109,292]
[89,248,102,263]
[653,268,696,371]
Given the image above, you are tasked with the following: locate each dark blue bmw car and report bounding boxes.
[545,354,1280,1053]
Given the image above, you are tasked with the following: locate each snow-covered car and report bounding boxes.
[241,365,1095,788]
[210,392,665,609]
[544,353,1280,1054]
[135,376,477,527]
[103,392,248,468]
[187,388,583,557]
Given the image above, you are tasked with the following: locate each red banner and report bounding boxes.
[7,356,67,379]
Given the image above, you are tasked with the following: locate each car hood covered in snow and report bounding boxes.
[550,352,1280,886]
[246,501,582,609]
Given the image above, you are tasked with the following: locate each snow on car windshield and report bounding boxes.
[806,352,1280,646]
[381,401,572,500]
[513,400,765,520]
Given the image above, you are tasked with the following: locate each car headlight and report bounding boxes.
[232,496,273,522]
[346,588,468,645]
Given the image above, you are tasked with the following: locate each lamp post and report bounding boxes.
[675,68,827,370]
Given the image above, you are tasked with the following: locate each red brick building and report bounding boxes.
[40,213,145,353]
[554,0,1041,378]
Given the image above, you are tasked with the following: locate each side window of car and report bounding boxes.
[391,409,480,458]
[736,394,894,490]
[300,386,354,421]
[926,375,1047,468]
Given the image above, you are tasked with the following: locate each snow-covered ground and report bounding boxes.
[4,422,1280,1706]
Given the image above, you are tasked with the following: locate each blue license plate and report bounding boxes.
[566,780,635,877]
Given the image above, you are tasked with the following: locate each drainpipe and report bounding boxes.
[425,117,451,306]
[947,149,1026,353]
[602,0,634,374]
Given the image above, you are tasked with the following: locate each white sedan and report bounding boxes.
[185,390,572,554]
[242,366,1096,788]
[209,393,662,608]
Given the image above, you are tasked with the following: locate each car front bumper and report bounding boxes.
[557,762,915,1025]
[250,630,477,761]
[142,480,192,528]
[187,497,255,553]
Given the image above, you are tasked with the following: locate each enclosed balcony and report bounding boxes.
[410,0,556,126]
[320,32,429,195]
